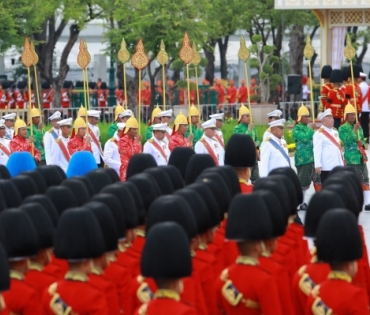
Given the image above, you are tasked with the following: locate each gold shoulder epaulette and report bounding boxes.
[298,265,307,277]
[48,128,53,133]
[317,128,323,133]
[333,127,338,131]
[55,138,61,143]
[264,137,270,141]
[138,303,148,315]
[148,139,154,143]
[48,282,58,295]
[220,268,229,281]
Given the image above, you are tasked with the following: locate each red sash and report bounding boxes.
[0,142,10,156]
[165,133,170,141]
[320,128,344,162]
[362,87,369,105]
[56,139,70,162]
[149,139,168,162]
[214,133,224,149]
[88,127,104,157]
[201,138,219,166]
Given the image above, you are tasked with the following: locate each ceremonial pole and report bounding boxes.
[31,42,42,118]
[131,39,149,136]
[191,42,201,119]
[304,35,315,122]
[117,38,130,109]
[179,32,194,134]
[156,40,168,110]
[238,36,253,123]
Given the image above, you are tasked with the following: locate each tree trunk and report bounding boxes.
[203,40,216,84]
[218,36,229,80]
[289,24,305,75]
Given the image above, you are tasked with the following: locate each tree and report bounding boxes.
[347,27,370,67]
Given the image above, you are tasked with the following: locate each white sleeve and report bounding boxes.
[313,132,323,168]
[104,141,121,169]
[259,141,270,177]
[143,142,152,154]
[194,141,205,154]
[50,139,59,166]
[43,132,51,165]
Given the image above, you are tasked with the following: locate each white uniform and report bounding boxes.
[88,123,103,164]
[194,135,224,166]
[0,137,10,165]
[50,136,70,172]
[44,128,61,165]
[260,134,290,177]
[104,133,121,175]
[4,127,13,140]
[143,137,171,166]
[360,81,369,112]
[215,129,224,144]
[313,126,343,171]
[263,128,271,140]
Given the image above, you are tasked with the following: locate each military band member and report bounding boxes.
[319,65,333,113]
[260,119,290,177]
[2,112,16,140]
[50,118,72,173]
[143,123,171,166]
[169,111,193,151]
[87,110,104,166]
[0,119,10,165]
[67,117,92,156]
[185,105,203,146]
[234,104,260,183]
[145,106,162,141]
[158,109,173,143]
[195,119,223,166]
[313,109,344,184]
[27,107,45,164]
[339,104,370,210]
[44,111,61,165]
[108,104,124,138]
[263,109,282,140]
[345,65,362,115]
[326,69,346,129]
[104,122,125,175]
[209,112,225,148]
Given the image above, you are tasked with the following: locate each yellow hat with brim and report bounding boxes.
[297,104,310,121]
[73,117,87,135]
[344,104,356,117]
[188,105,199,117]
[30,107,41,118]
[124,116,139,133]
[77,105,87,117]
[151,106,162,122]
[174,111,188,131]
[14,119,27,135]
[114,105,124,120]
[238,104,250,121]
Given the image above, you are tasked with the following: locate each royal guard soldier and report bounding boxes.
[185,105,203,147]
[142,81,151,106]
[42,81,53,110]
[41,208,109,314]
[24,83,36,108]
[145,105,162,141]
[108,104,124,138]
[44,111,61,165]
[0,209,43,314]
[50,118,72,172]
[118,116,142,181]
[61,81,71,109]
[237,79,248,103]
[263,109,283,140]
[293,105,321,207]
[227,79,237,104]
[0,119,11,165]
[104,122,125,174]
[345,65,363,115]
[87,110,104,166]
[216,194,283,315]
[7,84,15,109]
[0,82,6,109]
[98,82,108,107]
[319,65,333,113]
[115,83,124,105]
[27,107,45,164]
[233,104,260,183]
[306,209,368,314]
[169,111,193,151]
[0,242,10,314]
[2,113,16,140]
[326,69,346,129]
[158,109,173,143]
[215,78,225,106]
[143,123,171,166]
[339,104,370,209]
[14,81,26,109]
[67,117,92,156]
[225,134,256,193]
[194,119,223,166]
[9,119,41,162]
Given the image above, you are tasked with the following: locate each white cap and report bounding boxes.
[267,110,282,117]
[87,110,101,118]
[49,111,61,121]
[360,72,367,78]
[209,113,224,120]
[158,109,173,117]
[152,123,168,131]
[318,108,332,120]
[117,123,126,130]
[2,113,16,120]
[57,118,72,126]
[201,119,216,129]
[119,109,133,118]
[0,119,5,128]
[268,118,286,127]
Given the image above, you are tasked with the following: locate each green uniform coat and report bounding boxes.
[27,124,45,161]
[185,125,203,148]
[108,122,118,138]
[292,122,314,166]
[339,122,366,165]
[145,125,154,141]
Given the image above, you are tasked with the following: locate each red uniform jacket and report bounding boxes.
[116,244,142,278]
[345,83,362,114]
[207,232,226,277]
[42,255,68,280]
[306,272,368,315]
[227,86,237,104]
[216,257,283,315]
[61,89,70,108]
[9,135,41,161]
[115,89,124,105]
[118,135,142,181]
[320,83,333,110]
[0,90,6,109]
[6,91,14,109]
[169,132,192,151]
[24,91,35,108]
[24,263,57,298]
[217,85,225,104]
[196,244,219,280]
[67,136,92,156]
[238,85,248,103]
[272,237,297,281]
[240,179,253,193]
[3,271,42,314]
[42,89,53,109]
[98,89,108,107]
[14,90,25,109]
[326,88,346,119]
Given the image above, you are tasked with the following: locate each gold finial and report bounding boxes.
[179,32,194,64]
[77,39,91,70]
[131,39,149,70]
[118,38,130,64]
[31,42,39,65]
[156,40,169,66]
[238,36,250,63]
[304,35,314,60]
[21,38,34,68]
[191,42,201,66]
[343,34,356,61]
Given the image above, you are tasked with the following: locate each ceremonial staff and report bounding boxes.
[31,42,42,117]
[77,39,91,112]
[131,39,149,135]
[117,38,130,109]
[21,37,35,156]
[191,42,201,118]
[304,35,315,122]
[238,36,253,123]
[156,40,168,110]
[179,32,194,134]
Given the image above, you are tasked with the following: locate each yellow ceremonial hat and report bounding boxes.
[188,105,199,117]
[73,117,86,134]
[297,104,310,121]
[14,119,27,136]
[77,105,87,117]
[114,105,124,120]
[238,104,250,121]
[344,103,356,117]
[124,116,139,133]
[151,105,162,121]
[174,111,188,131]
[30,107,40,118]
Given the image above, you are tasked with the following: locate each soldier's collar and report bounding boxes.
[64,271,88,282]
[236,256,259,266]
[91,266,103,275]
[261,250,271,258]
[154,289,180,301]
[136,229,146,238]
[10,270,24,281]
[239,178,248,185]
[198,243,207,250]
[328,271,352,282]
[29,261,43,271]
